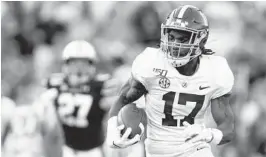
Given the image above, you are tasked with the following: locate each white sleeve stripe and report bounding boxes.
[178,5,189,19]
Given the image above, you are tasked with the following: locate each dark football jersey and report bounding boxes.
[46,73,108,150]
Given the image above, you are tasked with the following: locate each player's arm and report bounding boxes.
[106,76,147,148]
[109,76,147,118]
[38,89,64,157]
[109,48,150,117]
[211,93,235,145]
[106,49,149,148]
[184,93,234,145]
[210,58,235,145]
[184,57,234,145]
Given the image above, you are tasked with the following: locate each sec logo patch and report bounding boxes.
[159,77,170,89]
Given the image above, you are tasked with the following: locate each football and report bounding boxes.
[117,103,147,139]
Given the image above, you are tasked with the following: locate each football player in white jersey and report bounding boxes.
[1,96,63,157]
[106,5,235,157]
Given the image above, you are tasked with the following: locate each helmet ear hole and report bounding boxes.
[196,30,208,47]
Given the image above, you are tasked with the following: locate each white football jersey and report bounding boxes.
[132,47,234,156]
[2,104,45,157]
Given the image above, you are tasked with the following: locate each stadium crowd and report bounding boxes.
[1,1,266,157]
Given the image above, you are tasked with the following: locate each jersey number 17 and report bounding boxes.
[162,92,205,127]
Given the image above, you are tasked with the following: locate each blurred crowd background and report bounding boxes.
[1,1,266,157]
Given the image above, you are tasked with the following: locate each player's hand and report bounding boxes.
[183,121,213,143]
[112,125,141,149]
[106,117,141,149]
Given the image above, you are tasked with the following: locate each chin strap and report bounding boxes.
[201,47,215,55]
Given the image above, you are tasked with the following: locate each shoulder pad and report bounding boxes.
[131,47,160,88]
[210,56,234,99]
[132,47,160,71]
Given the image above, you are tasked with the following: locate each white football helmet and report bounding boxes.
[62,40,98,63]
[62,40,98,87]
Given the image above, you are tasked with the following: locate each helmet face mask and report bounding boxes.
[160,5,209,67]
[63,58,96,87]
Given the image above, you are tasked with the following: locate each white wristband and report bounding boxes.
[106,116,118,147]
[108,116,118,128]
[210,128,223,145]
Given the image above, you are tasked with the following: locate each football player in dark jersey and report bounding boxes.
[42,40,110,157]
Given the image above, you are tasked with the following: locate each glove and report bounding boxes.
[183,121,223,145]
[106,116,141,149]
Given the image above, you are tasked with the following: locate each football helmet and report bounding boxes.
[161,5,209,67]
[62,40,98,87]
[62,40,98,62]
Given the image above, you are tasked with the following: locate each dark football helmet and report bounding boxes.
[161,5,209,67]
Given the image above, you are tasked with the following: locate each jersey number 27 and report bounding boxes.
[58,93,93,128]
